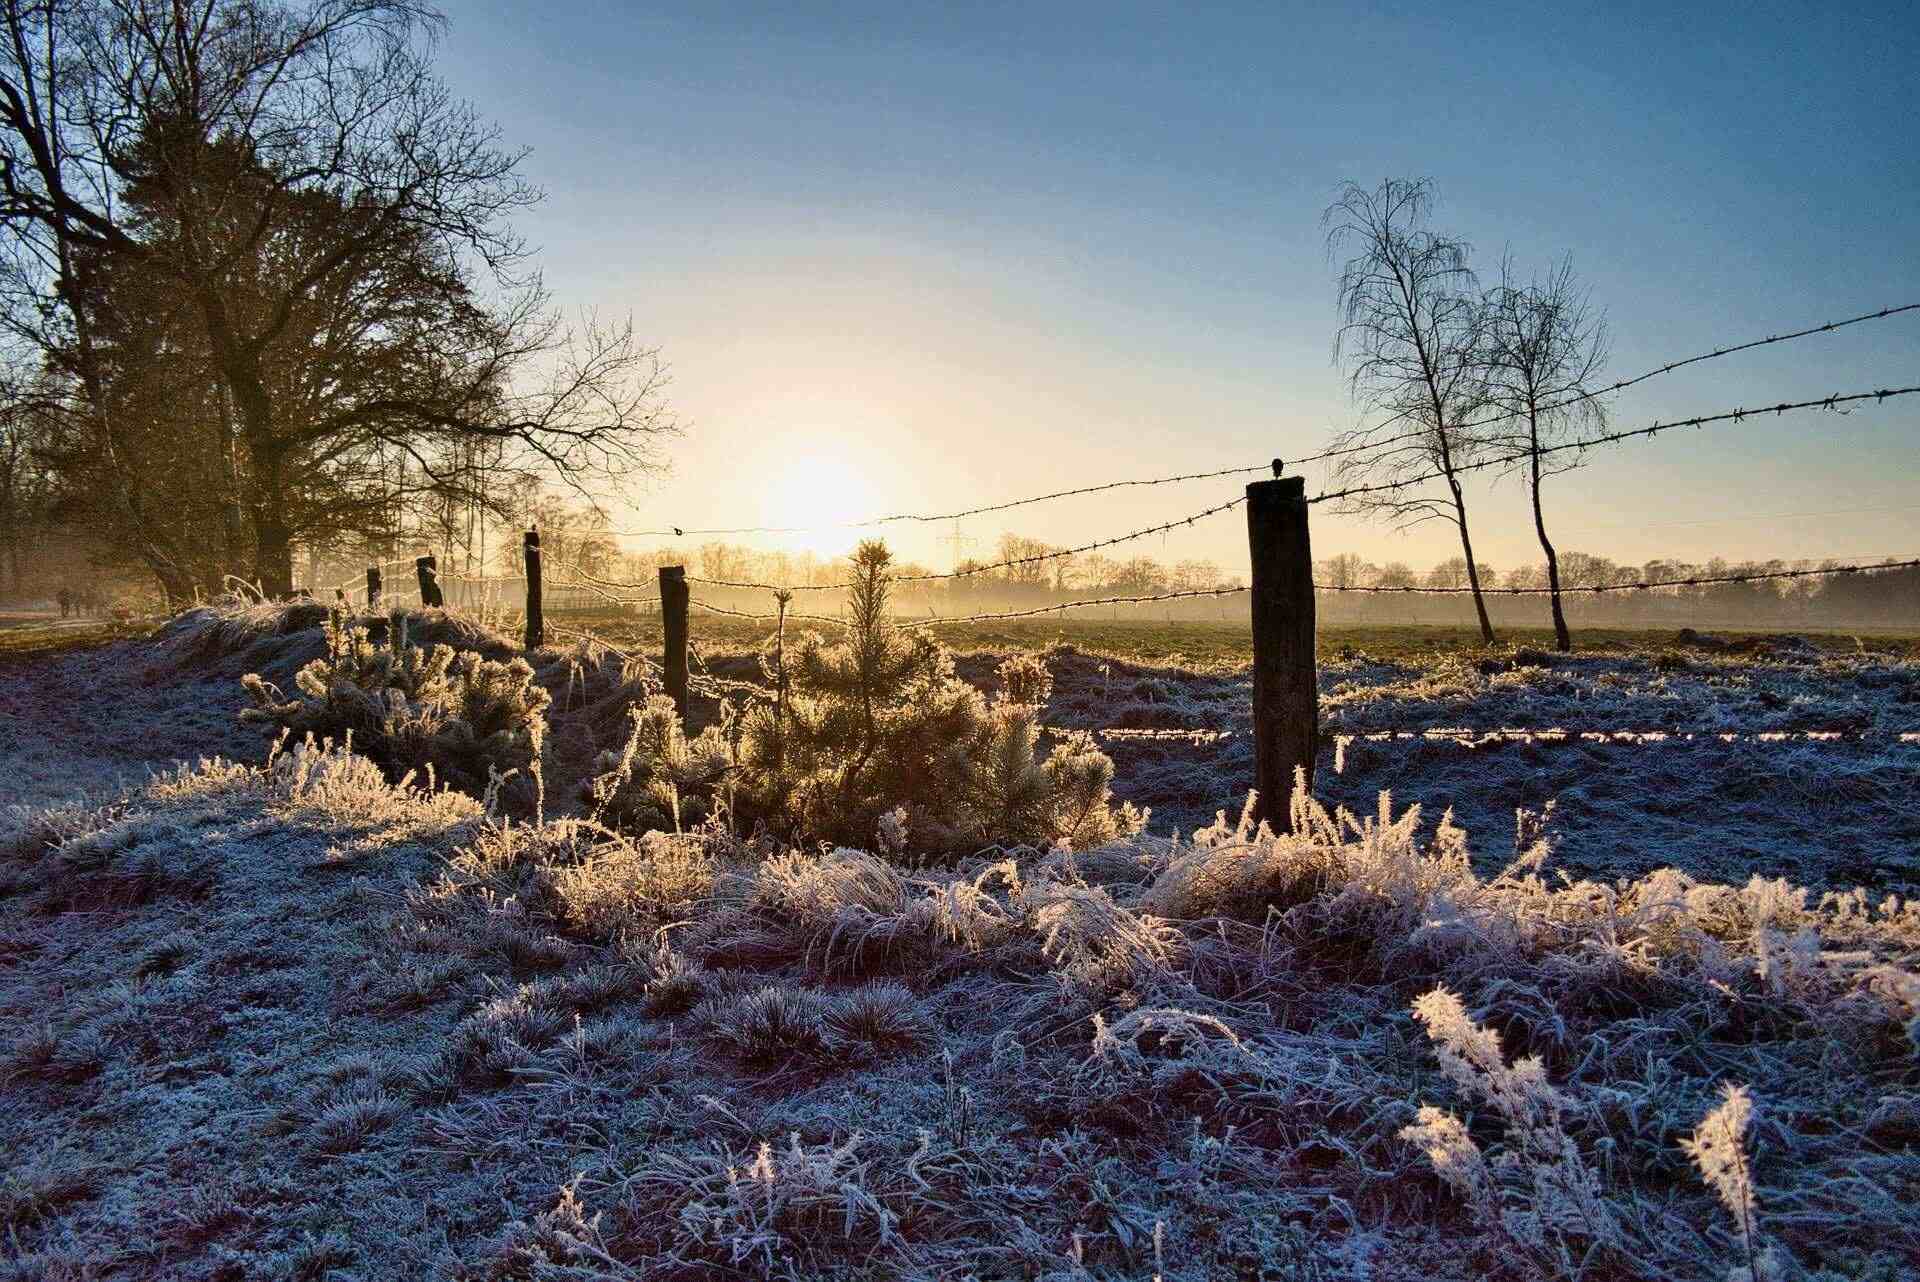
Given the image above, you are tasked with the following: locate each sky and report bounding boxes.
[432,1,1920,578]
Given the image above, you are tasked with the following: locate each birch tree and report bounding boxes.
[1321,178,1498,643]
[1480,254,1609,650]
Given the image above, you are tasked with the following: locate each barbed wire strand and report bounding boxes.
[688,598,851,626]
[602,302,1919,540]
[1452,302,1920,437]
[1311,385,1920,507]
[685,557,1916,630]
[683,493,1255,594]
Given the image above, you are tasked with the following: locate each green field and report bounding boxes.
[545,610,1918,670]
[2,607,1911,672]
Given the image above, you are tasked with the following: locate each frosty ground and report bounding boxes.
[2,610,1917,1279]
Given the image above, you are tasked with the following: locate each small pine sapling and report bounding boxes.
[586,695,731,831]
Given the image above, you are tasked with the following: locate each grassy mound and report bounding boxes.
[159,598,517,672]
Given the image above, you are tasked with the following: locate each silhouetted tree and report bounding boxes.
[1481,254,1609,650]
[0,0,674,597]
[1321,179,1498,642]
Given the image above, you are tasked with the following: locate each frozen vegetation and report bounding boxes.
[0,601,1916,1278]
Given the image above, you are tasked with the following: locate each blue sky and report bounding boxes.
[435,1,1919,574]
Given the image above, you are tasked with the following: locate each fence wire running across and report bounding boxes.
[637,382,1918,603]
[596,300,1918,541]
[1310,384,1920,507]
[1068,726,1920,748]
[668,556,1916,631]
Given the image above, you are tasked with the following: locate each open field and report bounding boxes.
[1,605,1917,1278]
[0,614,151,664]
[551,610,1920,670]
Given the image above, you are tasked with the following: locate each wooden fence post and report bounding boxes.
[660,565,689,719]
[523,530,543,650]
[1247,474,1317,829]
[415,554,443,608]
[366,565,381,610]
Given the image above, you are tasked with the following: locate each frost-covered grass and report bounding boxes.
[4,744,1918,1279]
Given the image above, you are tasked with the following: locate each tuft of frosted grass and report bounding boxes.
[1684,1084,1781,1282]
[1405,987,1621,1268]
[612,1131,902,1272]
[695,986,830,1064]
[309,1089,403,1155]
[1026,878,1182,993]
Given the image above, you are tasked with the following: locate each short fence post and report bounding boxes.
[366,565,381,610]
[416,554,443,608]
[1247,475,1317,829]
[660,565,689,719]
[523,530,544,650]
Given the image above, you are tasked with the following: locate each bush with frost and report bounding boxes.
[240,609,550,796]
[584,694,731,831]
[608,540,1142,856]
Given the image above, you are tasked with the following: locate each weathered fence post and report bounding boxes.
[415,554,443,608]
[366,565,381,610]
[523,530,544,651]
[660,565,690,719]
[1247,474,1317,829]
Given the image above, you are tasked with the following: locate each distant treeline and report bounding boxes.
[572,536,1919,632]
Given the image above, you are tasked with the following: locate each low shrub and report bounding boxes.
[240,609,550,797]
[584,695,731,831]
[604,540,1144,857]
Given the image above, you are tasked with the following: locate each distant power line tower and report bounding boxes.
[939,520,977,573]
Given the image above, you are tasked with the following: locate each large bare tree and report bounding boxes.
[1321,178,1498,642]
[1479,254,1609,650]
[0,0,673,598]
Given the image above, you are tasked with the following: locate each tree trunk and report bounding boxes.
[1448,477,1497,643]
[245,431,295,597]
[1527,417,1571,651]
[220,353,296,597]
[250,505,295,598]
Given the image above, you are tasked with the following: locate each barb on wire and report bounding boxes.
[1314,557,1920,594]
[1312,385,1920,507]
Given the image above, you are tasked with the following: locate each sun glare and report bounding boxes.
[757,440,890,559]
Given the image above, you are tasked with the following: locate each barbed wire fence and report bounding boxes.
[304,301,1920,797]
[325,302,1920,624]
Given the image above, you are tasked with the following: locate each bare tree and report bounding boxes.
[1322,178,1498,642]
[1480,254,1608,650]
[0,0,675,597]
